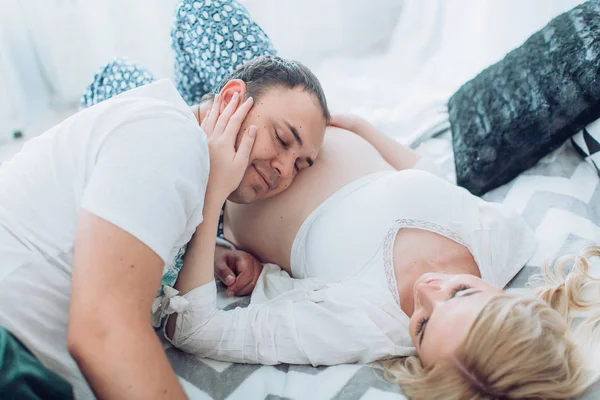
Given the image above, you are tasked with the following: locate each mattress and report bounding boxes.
[164,132,600,400]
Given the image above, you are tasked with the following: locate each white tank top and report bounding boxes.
[291,169,537,305]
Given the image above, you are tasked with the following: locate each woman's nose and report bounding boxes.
[416,280,445,310]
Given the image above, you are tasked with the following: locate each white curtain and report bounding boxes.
[0,0,179,139]
[1,0,402,139]
[390,0,587,94]
[20,0,179,107]
[0,0,588,143]
[14,0,399,108]
[310,0,586,145]
[241,0,404,64]
[0,0,50,142]
[0,35,21,142]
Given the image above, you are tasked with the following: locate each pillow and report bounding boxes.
[448,0,600,196]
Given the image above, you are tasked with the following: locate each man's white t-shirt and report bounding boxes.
[0,79,209,398]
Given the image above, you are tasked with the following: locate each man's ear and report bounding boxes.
[218,79,247,112]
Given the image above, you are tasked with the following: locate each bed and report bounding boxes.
[1,1,597,398]
[162,131,600,399]
[161,2,599,397]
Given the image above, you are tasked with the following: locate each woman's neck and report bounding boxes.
[393,228,480,317]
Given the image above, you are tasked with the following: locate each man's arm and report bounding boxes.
[69,210,186,400]
[330,113,418,171]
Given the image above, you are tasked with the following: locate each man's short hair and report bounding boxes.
[206,55,330,123]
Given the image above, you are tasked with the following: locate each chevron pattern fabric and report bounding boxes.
[1,132,595,398]
[572,119,600,175]
[0,129,596,399]
[165,133,600,400]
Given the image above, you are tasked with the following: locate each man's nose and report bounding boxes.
[273,156,295,179]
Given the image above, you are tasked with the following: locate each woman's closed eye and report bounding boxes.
[416,316,429,337]
[450,284,472,298]
[415,284,473,338]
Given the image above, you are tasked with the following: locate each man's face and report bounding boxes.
[229,86,326,204]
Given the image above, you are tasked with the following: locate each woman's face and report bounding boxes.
[408,273,502,367]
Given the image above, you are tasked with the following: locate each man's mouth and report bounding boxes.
[254,166,272,191]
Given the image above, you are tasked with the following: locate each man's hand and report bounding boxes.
[214,245,262,297]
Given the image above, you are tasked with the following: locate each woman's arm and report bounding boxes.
[173,188,225,295]
[166,91,257,337]
[329,113,418,170]
[165,281,408,366]
[164,186,222,339]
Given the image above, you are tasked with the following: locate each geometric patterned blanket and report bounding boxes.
[165,135,600,400]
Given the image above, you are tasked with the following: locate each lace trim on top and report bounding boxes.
[383,218,469,307]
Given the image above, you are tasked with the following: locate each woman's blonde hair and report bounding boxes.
[384,245,600,400]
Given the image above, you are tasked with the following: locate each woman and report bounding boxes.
[161,108,600,399]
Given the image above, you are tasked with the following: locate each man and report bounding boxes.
[81,0,331,300]
[0,55,328,399]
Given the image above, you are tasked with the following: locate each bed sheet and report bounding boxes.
[165,132,600,400]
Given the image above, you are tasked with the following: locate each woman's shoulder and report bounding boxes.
[475,200,538,288]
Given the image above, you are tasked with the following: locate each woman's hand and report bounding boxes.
[329,113,365,135]
[214,246,262,297]
[201,93,257,200]
[330,112,418,170]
